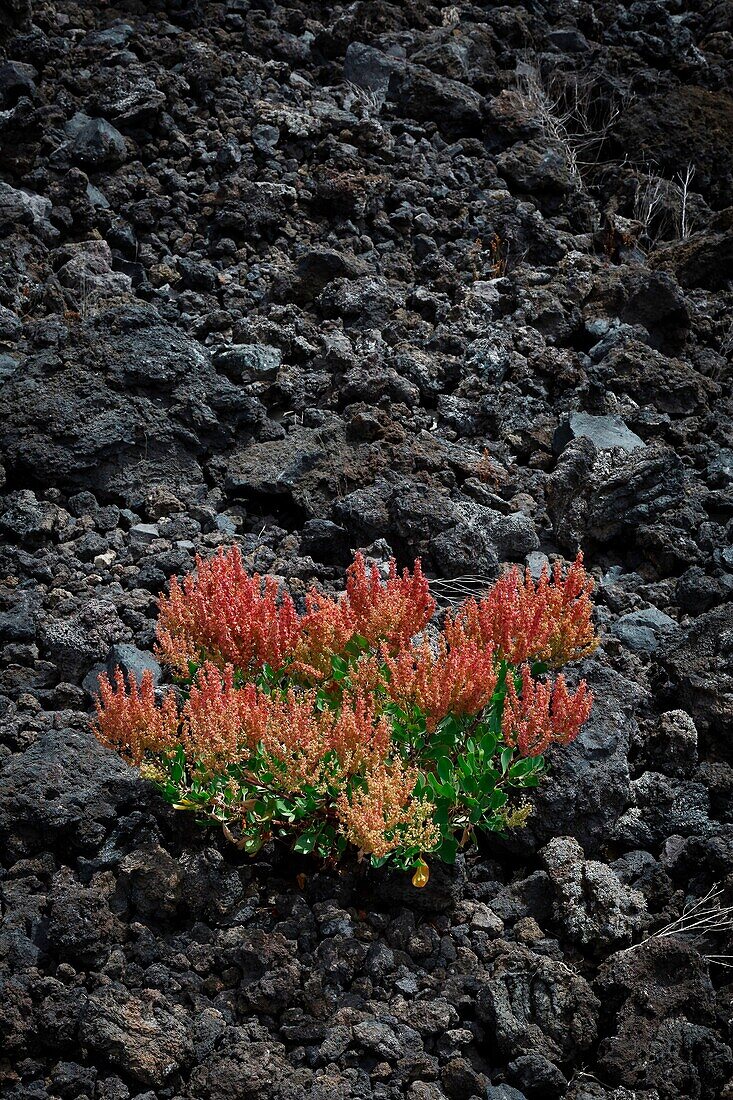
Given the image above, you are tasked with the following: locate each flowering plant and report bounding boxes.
[93,548,597,885]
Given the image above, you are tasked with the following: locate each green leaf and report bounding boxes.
[331,654,349,681]
[437,834,459,864]
[242,832,266,855]
[293,827,320,855]
[436,757,452,783]
[370,853,391,868]
[500,747,514,773]
[344,634,370,658]
[427,772,443,794]
[479,732,497,758]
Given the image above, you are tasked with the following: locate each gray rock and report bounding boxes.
[596,938,732,1097]
[639,709,698,777]
[430,521,500,579]
[129,523,160,546]
[0,303,22,342]
[469,904,504,936]
[707,448,733,487]
[497,141,574,193]
[0,727,139,860]
[508,1052,568,1098]
[0,181,56,241]
[320,275,405,324]
[612,606,680,654]
[614,772,713,847]
[553,413,645,455]
[476,944,599,1061]
[294,249,367,302]
[344,42,401,95]
[80,986,193,1087]
[214,513,238,536]
[40,599,126,681]
[0,589,41,643]
[299,518,351,564]
[479,507,539,561]
[0,352,19,382]
[70,117,127,168]
[0,60,35,107]
[106,644,162,688]
[526,550,550,580]
[464,337,511,383]
[213,343,282,380]
[396,62,484,135]
[486,1087,529,1100]
[661,603,733,751]
[440,503,538,569]
[0,490,59,542]
[547,28,589,52]
[548,441,687,553]
[540,836,648,949]
[352,1018,403,1061]
[55,239,132,301]
[83,23,134,48]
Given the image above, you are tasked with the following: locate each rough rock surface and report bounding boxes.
[1,2,733,1099]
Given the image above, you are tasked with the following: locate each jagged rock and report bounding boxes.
[0,727,139,860]
[395,63,484,135]
[40,599,126,681]
[213,343,282,380]
[614,772,714,847]
[548,441,687,554]
[637,710,698,778]
[80,986,193,1087]
[0,490,60,543]
[661,603,733,753]
[553,413,645,455]
[0,60,36,107]
[476,943,599,1061]
[507,1053,567,1099]
[0,305,266,506]
[540,836,648,949]
[343,41,401,95]
[596,938,733,1098]
[105,643,162,687]
[0,181,56,241]
[611,606,681,654]
[69,116,127,168]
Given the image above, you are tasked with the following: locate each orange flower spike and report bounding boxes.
[93,668,180,765]
[156,546,301,676]
[181,662,258,768]
[385,638,498,731]
[544,553,598,667]
[255,688,335,790]
[549,674,593,745]
[329,690,393,769]
[345,553,435,653]
[502,665,593,757]
[448,552,598,668]
[336,759,439,859]
[291,589,357,683]
[501,665,554,757]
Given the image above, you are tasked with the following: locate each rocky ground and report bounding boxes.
[1,0,733,1097]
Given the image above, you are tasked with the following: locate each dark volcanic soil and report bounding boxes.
[1,2,733,1098]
